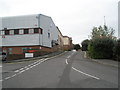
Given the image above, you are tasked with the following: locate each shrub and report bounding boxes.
[74,44,81,51]
[113,39,120,61]
[81,39,90,51]
[88,37,114,59]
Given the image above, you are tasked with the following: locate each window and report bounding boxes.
[14,29,19,35]
[48,33,50,38]
[19,29,23,34]
[0,31,2,35]
[40,28,43,34]
[34,28,39,33]
[1,31,5,35]
[29,29,34,34]
[5,30,9,35]
[8,48,12,54]
[22,48,27,53]
[10,30,14,35]
[24,29,29,34]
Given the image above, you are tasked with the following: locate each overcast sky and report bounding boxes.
[0,0,119,44]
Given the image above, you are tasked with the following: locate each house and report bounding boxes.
[63,36,73,51]
[0,14,58,59]
[57,27,73,51]
[57,27,64,51]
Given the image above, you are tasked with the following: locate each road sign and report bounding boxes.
[25,53,33,58]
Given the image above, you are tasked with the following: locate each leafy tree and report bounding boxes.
[88,37,114,59]
[113,39,120,61]
[81,39,90,51]
[91,25,115,39]
[74,44,81,51]
[88,25,116,59]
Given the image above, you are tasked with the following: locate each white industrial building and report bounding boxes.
[118,1,120,38]
[0,14,58,56]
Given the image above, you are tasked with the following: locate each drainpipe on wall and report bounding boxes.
[38,14,41,46]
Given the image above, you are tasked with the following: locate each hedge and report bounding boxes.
[113,39,120,61]
[88,37,114,59]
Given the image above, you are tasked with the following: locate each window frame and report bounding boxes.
[48,32,50,38]
[14,29,19,35]
[34,28,39,33]
[24,29,29,34]
[5,30,10,35]
[40,28,43,34]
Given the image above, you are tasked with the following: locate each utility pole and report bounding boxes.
[104,16,106,26]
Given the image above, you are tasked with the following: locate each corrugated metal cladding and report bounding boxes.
[118,1,120,38]
[0,14,58,48]
[1,14,39,29]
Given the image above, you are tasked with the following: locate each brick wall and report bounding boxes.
[2,46,53,54]
[2,45,55,60]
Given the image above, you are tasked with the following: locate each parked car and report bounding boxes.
[0,52,7,61]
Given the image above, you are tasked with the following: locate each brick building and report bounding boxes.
[0,14,58,59]
[57,27,73,51]
[63,36,73,51]
[57,27,64,51]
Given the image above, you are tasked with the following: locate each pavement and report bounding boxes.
[83,51,119,68]
[2,51,65,63]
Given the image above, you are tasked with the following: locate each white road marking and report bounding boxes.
[67,55,71,58]
[65,53,100,80]
[11,74,17,78]
[67,52,75,59]
[66,59,68,64]
[25,68,30,71]
[5,77,11,80]
[72,67,100,80]
[3,52,66,81]
[14,59,44,73]
[0,79,3,82]
[4,58,49,80]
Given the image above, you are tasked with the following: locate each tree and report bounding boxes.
[113,39,120,61]
[74,44,81,51]
[91,25,115,39]
[88,25,116,59]
[88,37,114,59]
[81,39,90,51]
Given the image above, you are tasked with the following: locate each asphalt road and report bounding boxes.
[1,50,118,88]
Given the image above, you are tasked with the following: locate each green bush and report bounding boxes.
[113,39,120,61]
[88,37,114,59]
[81,39,90,51]
[74,44,81,51]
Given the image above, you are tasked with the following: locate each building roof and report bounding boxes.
[56,26,63,37]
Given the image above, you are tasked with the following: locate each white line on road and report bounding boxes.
[65,59,68,64]
[11,74,17,78]
[4,58,49,80]
[72,67,100,80]
[65,58,100,80]
[5,77,11,80]
[67,52,75,59]
[67,55,71,59]
[14,59,44,73]
[3,52,66,81]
